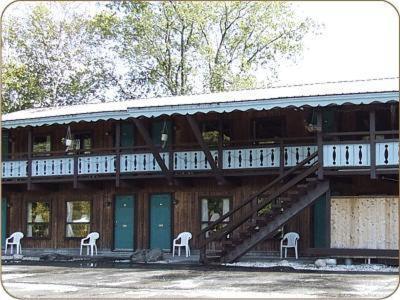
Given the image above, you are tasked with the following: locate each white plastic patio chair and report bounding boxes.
[4,232,24,255]
[80,232,99,256]
[172,232,192,257]
[280,232,300,259]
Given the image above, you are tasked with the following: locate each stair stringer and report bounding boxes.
[222,179,330,263]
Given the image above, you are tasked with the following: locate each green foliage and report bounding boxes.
[2,3,116,113]
[98,1,318,97]
[2,1,319,112]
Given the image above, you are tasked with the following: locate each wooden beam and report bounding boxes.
[279,140,284,176]
[325,188,331,248]
[186,115,226,185]
[217,116,223,170]
[370,110,376,179]
[304,248,399,258]
[316,110,324,180]
[73,155,78,189]
[27,127,32,191]
[132,118,174,185]
[115,122,121,187]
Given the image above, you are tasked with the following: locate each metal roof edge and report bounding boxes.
[2,91,399,129]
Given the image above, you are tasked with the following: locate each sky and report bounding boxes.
[276,1,399,85]
[1,0,399,87]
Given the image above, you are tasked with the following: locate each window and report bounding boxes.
[253,117,285,141]
[33,135,51,154]
[201,197,230,233]
[27,202,50,238]
[66,201,91,238]
[73,133,92,154]
[201,121,231,147]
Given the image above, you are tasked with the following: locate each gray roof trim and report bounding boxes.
[2,91,398,129]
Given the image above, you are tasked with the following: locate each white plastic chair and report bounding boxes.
[80,232,99,256]
[172,232,192,257]
[280,232,300,259]
[4,232,24,255]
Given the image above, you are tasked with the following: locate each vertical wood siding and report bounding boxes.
[330,196,398,249]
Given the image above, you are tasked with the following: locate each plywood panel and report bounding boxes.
[331,196,398,249]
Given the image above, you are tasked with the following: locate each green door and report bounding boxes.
[120,123,135,148]
[114,195,135,250]
[313,194,328,248]
[151,120,172,148]
[2,198,7,247]
[150,194,172,250]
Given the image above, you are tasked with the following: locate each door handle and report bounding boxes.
[122,224,127,228]
[158,224,164,228]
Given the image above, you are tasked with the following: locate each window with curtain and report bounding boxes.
[27,202,50,238]
[201,197,230,235]
[65,201,91,238]
[33,135,51,155]
[201,121,231,147]
[73,133,92,154]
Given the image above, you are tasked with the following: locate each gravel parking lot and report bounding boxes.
[1,264,399,298]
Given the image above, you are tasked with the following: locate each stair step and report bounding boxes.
[255,218,268,226]
[296,183,309,190]
[239,231,252,238]
[306,177,318,182]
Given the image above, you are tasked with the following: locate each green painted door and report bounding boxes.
[150,194,172,250]
[2,131,9,160]
[120,123,135,148]
[151,120,172,148]
[2,198,7,247]
[114,195,135,250]
[313,194,327,248]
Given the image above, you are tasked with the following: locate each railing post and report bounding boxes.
[73,154,78,189]
[279,140,284,176]
[115,122,121,187]
[199,234,207,264]
[317,110,324,180]
[370,110,376,179]
[27,127,32,190]
[218,116,223,170]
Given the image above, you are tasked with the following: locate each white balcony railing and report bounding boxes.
[120,152,169,173]
[2,160,27,178]
[376,141,399,166]
[78,155,116,175]
[2,141,398,179]
[31,158,74,177]
[323,143,370,167]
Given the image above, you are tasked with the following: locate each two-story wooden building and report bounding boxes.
[1,78,399,263]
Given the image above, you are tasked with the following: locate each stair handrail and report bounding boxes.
[198,151,318,237]
[200,162,320,246]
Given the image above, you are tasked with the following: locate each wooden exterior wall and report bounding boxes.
[331,196,398,249]
[4,177,312,253]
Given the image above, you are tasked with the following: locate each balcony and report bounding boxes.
[2,139,398,182]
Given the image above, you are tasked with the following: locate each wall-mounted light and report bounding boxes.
[173,198,179,206]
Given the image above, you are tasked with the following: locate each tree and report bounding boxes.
[95,1,318,97]
[2,3,117,113]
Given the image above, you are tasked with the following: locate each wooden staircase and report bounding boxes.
[198,152,329,264]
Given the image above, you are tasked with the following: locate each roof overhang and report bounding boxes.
[2,78,399,129]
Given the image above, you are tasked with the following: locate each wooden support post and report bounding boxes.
[132,118,174,185]
[279,140,284,176]
[115,122,121,187]
[73,155,78,189]
[218,116,223,169]
[27,127,32,191]
[325,188,331,248]
[370,110,376,179]
[186,115,226,185]
[316,110,324,180]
